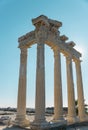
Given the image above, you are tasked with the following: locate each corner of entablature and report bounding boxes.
[18,38,27,49]
[64,52,73,60]
[18,44,27,50]
[18,40,24,49]
[32,15,48,24]
[48,19,62,29]
[51,45,61,53]
[32,15,49,28]
[18,35,27,47]
[73,57,82,64]
[66,41,76,48]
[32,15,63,33]
[18,36,24,43]
[60,35,68,42]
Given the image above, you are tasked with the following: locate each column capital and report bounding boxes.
[73,58,82,64]
[37,43,44,48]
[66,56,71,61]
[53,46,61,57]
[66,55,73,65]
[52,46,60,51]
[35,24,48,43]
[64,53,73,61]
[20,47,27,54]
[65,54,72,59]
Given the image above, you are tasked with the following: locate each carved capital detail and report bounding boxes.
[66,55,72,65]
[35,23,48,43]
[32,15,62,43]
[18,15,82,60]
[60,35,68,41]
[74,58,82,65]
[52,47,60,58]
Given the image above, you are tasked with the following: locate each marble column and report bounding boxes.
[66,56,77,123]
[34,43,46,124]
[75,59,86,121]
[15,47,29,126]
[53,48,64,121]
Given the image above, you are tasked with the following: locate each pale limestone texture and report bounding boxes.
[75,60,86,121]
[15,48,29,127]
[15,15,86,128]
[53,47,64,121]
[66,56,77,123]
[34,43,46,124]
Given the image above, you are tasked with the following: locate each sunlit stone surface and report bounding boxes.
[15,15,86,129]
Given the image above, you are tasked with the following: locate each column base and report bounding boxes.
[79,115,88,122]
[31,119,67,130]
[51,117,67,125]
[85,116,88,121]
[52,116,65,122]
[67,116,79,124]
[14,115,29,127]
[31,120,49,130]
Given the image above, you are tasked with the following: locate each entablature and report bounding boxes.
[32,15,62,29]
[18,15,82,60]
[18,31,36,48]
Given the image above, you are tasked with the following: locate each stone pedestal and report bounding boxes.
[15,47,29,127]
[66,56,77,123]
[75,60,86,121]
[53,48,64,121]
[34,43,46,125]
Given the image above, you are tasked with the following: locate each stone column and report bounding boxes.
[15,47,29,127]
[53,48,64,121]
[34,43,46,124]
[75,59,86,121]
[66,56,77,123]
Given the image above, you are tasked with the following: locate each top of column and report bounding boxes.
[32,15,62,29]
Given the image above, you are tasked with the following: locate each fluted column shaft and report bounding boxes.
[53,48,63,120]
[35,43,46,123]
[66,56,76,122]
[16,47,28,125]
[75,60,85,121]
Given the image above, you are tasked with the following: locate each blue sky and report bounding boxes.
[0,0,88,108]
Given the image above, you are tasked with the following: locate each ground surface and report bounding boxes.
[1,125,88,130]
[0,113,88,130]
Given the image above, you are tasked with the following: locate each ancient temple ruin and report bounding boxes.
[15,15,86,129]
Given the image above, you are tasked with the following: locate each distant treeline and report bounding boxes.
[0,107,68,115]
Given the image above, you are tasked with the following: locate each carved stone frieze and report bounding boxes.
[16,15,86,127]
[66,55,72,65]
[32,15,62,29]
[32,15,49,27]
[48,18,62,28]
[18,15,82,60]
[35,23,49,43]
[66,41,76,47]
[18,31,36,48]
[59,40,81,59]
[32,15,62,43]
[60,35,68,41]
